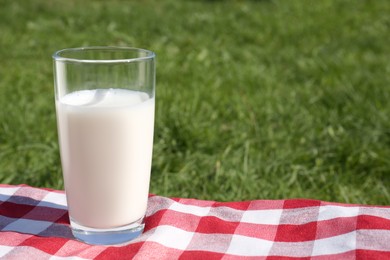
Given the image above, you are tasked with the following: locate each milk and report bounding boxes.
[56,89,154,229]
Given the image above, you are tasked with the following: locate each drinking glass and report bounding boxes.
[52,47,155,245]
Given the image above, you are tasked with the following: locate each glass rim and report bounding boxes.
[52,46,155,64]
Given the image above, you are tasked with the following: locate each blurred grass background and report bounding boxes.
[0,0,390,204]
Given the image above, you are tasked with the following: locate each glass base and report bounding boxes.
[70,217,145,245]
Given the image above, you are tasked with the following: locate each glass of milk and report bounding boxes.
[52,47,155,245]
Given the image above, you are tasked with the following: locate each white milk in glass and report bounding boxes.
[56,88,154,229]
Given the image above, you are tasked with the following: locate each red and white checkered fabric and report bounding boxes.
[0,184,390,259]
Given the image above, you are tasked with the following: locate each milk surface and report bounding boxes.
[56,89,154,229]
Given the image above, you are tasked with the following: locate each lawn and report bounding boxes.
[0,0,390,205]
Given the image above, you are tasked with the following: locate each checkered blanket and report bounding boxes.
[0,184,390,259]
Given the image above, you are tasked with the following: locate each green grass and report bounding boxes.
[1,0,390,205]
